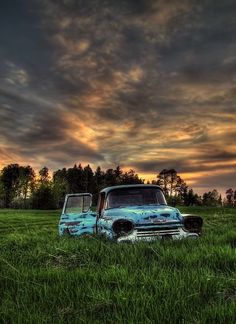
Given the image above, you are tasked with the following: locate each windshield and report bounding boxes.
[105,188,166,209]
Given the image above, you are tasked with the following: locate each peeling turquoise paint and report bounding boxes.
[59,212,96,236]
[58,185,202,241]
[96,205,187,241]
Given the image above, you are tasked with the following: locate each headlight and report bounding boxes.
[183,216,203,234]
[112,219,134,237]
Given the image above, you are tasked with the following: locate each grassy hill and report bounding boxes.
[0,207,236,323]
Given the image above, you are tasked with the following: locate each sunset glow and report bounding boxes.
[0,0,236,193]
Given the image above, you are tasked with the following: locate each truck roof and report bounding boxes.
[100,184,163,194]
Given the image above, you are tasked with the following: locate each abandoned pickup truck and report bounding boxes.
[59,184,203,242]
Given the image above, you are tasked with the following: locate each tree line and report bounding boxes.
[0,164,143,209]
[0,164,234,209]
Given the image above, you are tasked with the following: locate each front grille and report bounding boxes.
[136,228,180,237]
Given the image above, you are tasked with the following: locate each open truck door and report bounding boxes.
[59,193,96,236]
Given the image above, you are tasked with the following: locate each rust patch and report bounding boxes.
[66,221,81,226]
[69,229,79,233]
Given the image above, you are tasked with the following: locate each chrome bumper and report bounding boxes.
[117,228,198,243]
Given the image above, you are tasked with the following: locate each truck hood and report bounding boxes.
[103,205,183,225]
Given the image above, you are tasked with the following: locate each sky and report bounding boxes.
[0,0,236,195]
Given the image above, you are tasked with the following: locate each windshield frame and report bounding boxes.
[104,187,167,210]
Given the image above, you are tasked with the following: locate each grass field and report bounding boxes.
[0,207,236,323]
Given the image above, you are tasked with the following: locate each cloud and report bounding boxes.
[0,0,236,193]
[194,171,236,195]
[4,62,29,86]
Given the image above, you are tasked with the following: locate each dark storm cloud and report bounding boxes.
[0,0,236,192]
[132,154,236,174]
[197,150,236,163]
[0,85,102,167]
[132,159,190,173]
[193,171,236,193]
[18,138,103,162]
[0,1,55,91]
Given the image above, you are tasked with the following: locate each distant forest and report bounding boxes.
[0,163,235,209]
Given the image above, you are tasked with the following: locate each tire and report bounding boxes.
[62,228,71,237]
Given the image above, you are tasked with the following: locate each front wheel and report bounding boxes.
[80,232,92,238]
[62,228,71,237]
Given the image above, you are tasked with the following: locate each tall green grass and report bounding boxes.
[0,208,236,323]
